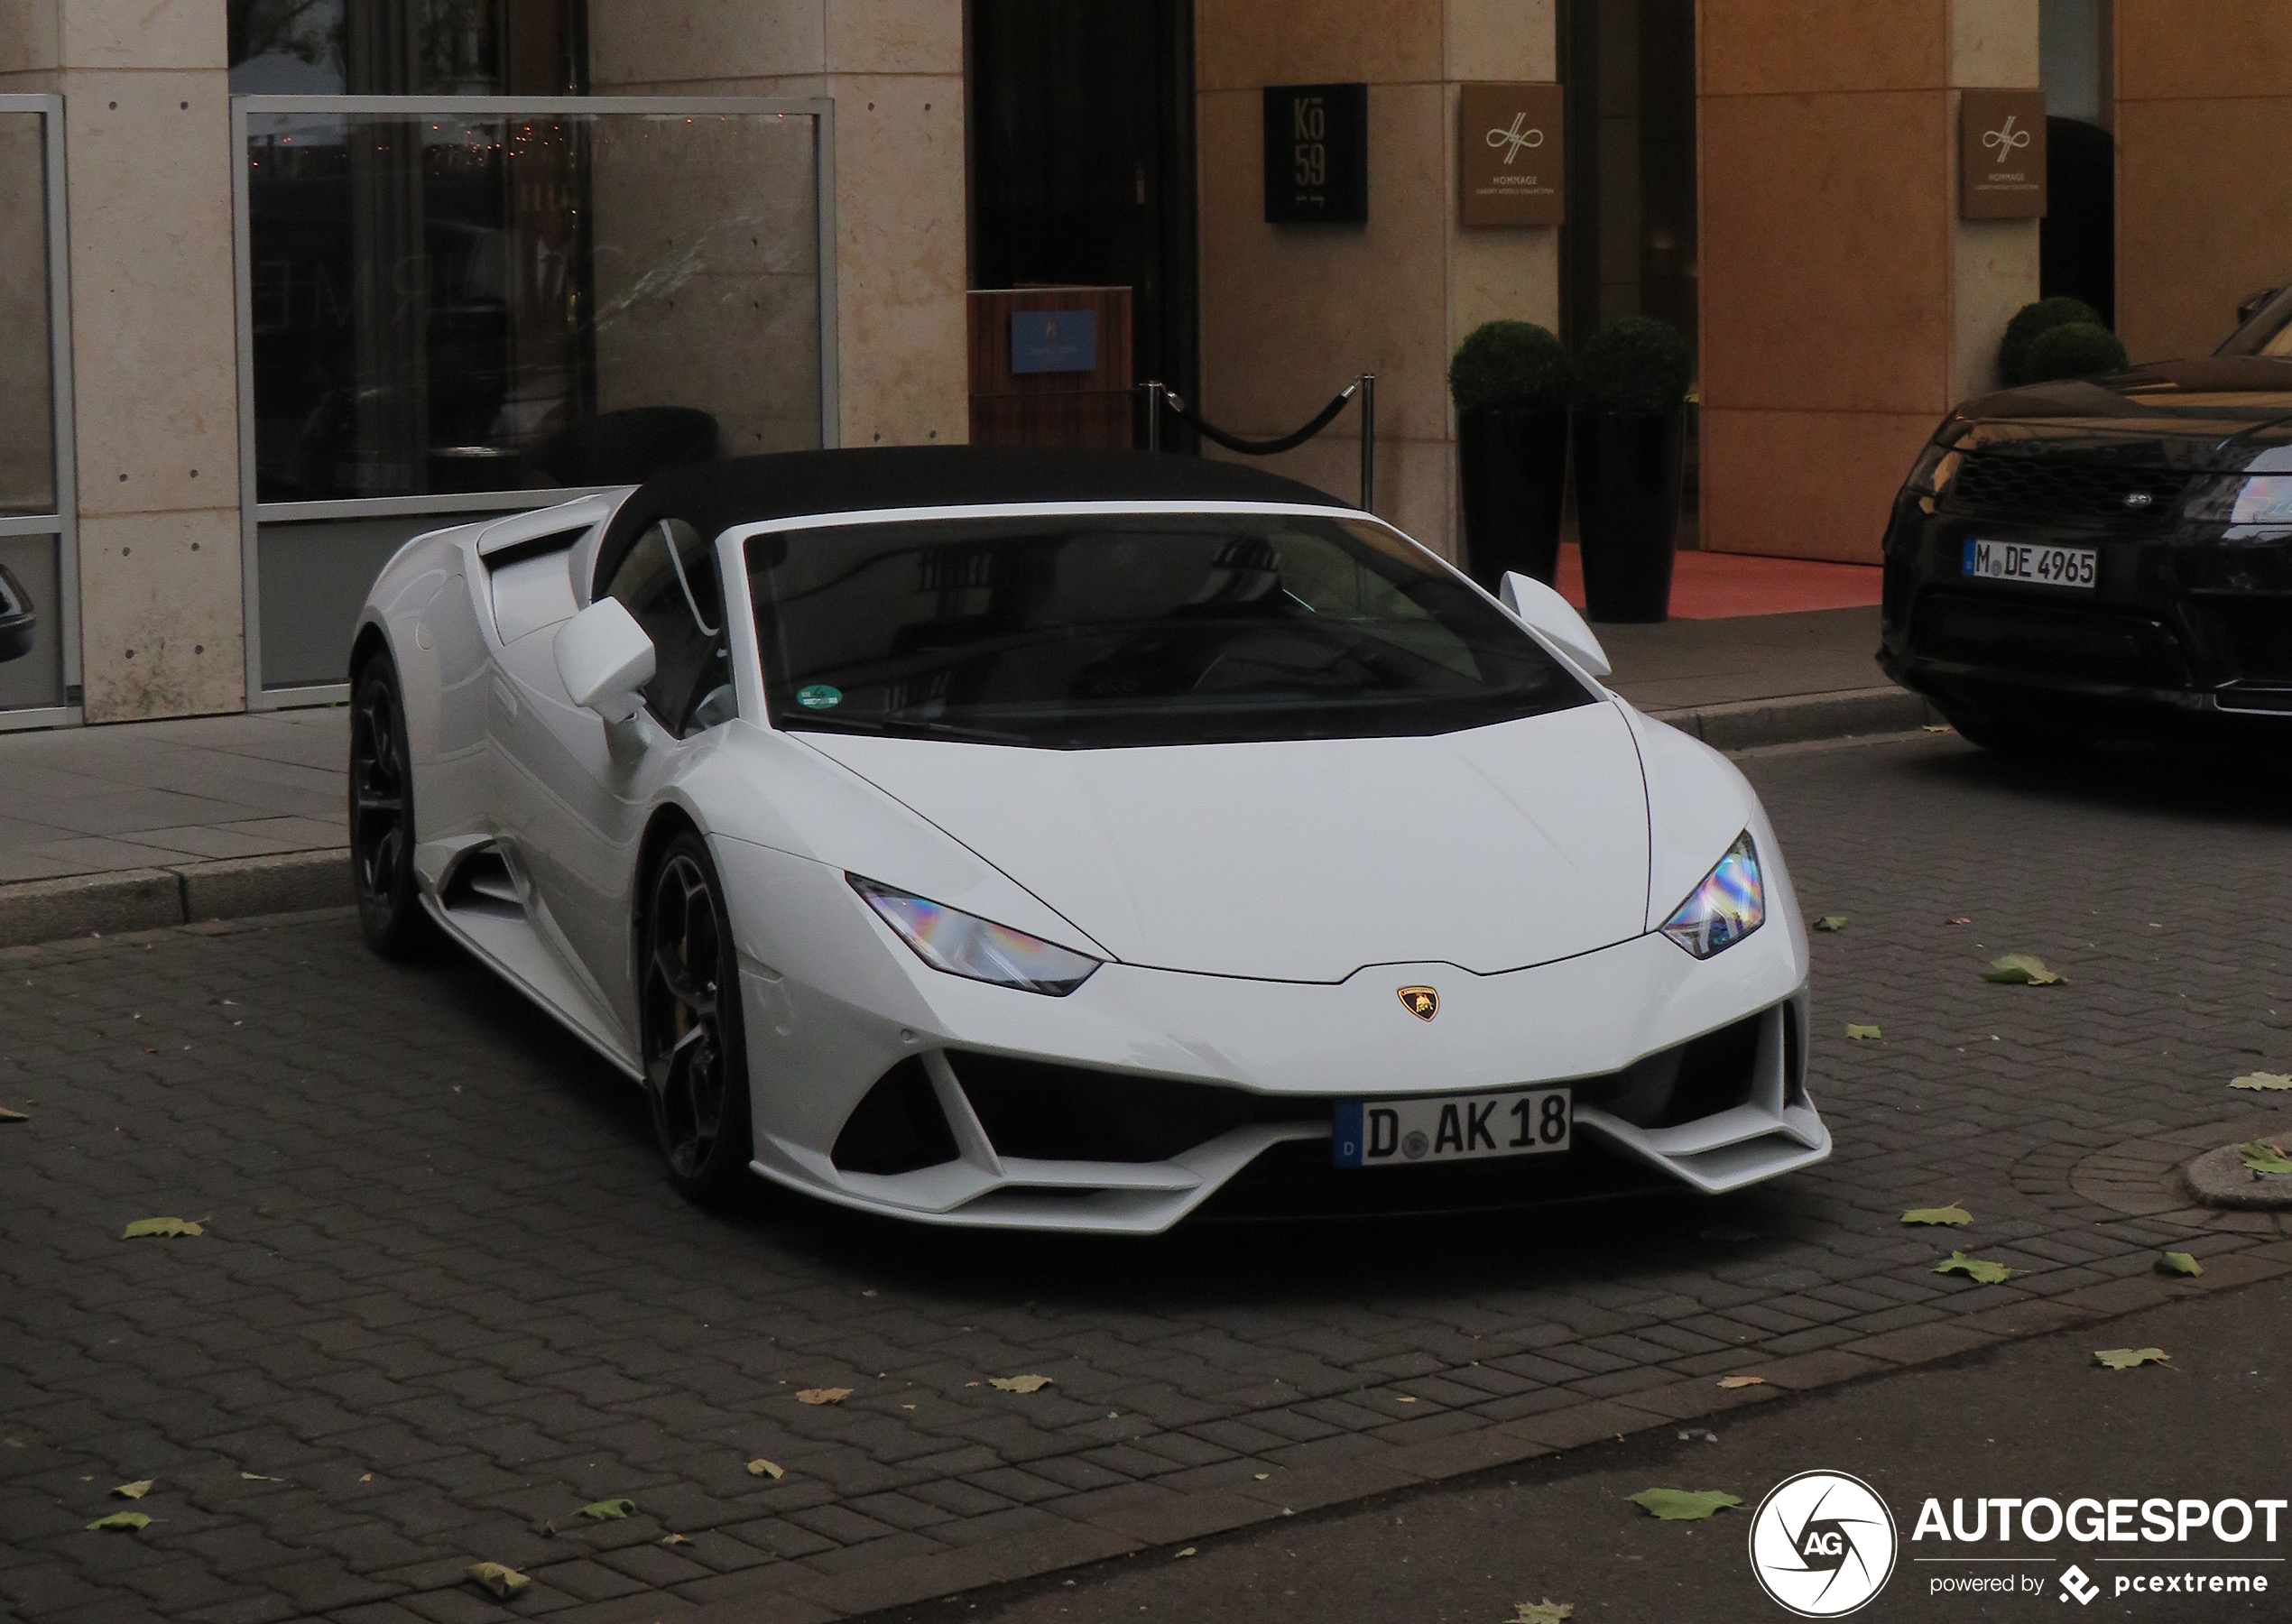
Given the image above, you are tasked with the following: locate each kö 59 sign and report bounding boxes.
[1264,83,1368,225]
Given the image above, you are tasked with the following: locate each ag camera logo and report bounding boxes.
[1749,1472,1898,1617]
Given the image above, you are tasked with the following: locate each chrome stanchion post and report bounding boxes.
[1358,373,1376,512]
[1143,381,1164,452]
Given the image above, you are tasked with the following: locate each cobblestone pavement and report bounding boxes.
[4,734,2290,1624]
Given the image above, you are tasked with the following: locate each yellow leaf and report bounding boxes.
[240,1472,282,1481]
[746,1458,783,1479]
[1982,953,2063,985]
[578,1498,636,1520]
[1934,1251,2015,1285]
[86,1511,150,1533]
[466,1562,531,1599]
[2156,1251,2203,1278]
[796,1387,853,1405]
[2230,1072,2292,1092]
[0,1104,27,1121]
[1629,1488,1742,1520]
[1900,1204,1973,1226]
[1813,916,1848,932]
[661,1533,689,1546]
[2093,1347,2170,1370]
[1175,1547,1197,1559]
[1715,1375,1766,1389]
[110,1480,153,1499]
[120,1217,201,1240]
[1845,1023,1881,1041]
[1515,1603,1575,1624]
[989,1374,1053,1394]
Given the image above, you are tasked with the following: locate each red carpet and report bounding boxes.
[1553,543,1883,622]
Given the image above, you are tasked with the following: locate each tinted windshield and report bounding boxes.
[745,511,1593,748]
[2218,285,2292,356]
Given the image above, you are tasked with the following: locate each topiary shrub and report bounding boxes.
[2021,321,2130,383]
[2000,296,2103,386]
[1449,320,1572,414]
[1574,315,1693,415]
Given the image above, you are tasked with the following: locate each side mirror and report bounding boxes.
[0,563,34,665]
[553,596,655,723]
[2238,286,2281,327]
[1500,570,1611,679]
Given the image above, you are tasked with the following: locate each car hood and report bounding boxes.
[796,701,1653,983]
[1949,357,2292,464]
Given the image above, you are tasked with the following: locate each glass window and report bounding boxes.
[242,106,824,505]
[228,1,587,96]
[0,109,55,519]
[605,517,732,735]
[746,513,1594,749]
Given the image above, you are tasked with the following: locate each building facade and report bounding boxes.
[0,0,2269,728]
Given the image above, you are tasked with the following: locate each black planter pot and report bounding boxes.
[1574,408,1686,623]
[1456,407,1568,589]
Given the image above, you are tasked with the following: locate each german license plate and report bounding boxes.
[1333,1087,1569,1168]
[1962,538,2096,588]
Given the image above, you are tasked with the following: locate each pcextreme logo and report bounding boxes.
[1748,1472,1899,1617]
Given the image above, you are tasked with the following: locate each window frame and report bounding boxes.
[227,93,838,709]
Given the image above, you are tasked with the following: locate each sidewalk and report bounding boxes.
[0,570,1918,947]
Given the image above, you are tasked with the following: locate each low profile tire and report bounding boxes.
[349,655,435,957]
[640,830,756,1204]
[1937,701,2073,758]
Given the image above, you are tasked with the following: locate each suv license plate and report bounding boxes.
[1962,538,2096,588]
[1334,1087,1570,1168]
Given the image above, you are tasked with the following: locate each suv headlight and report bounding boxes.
[1659,833,1765,959]
[1904,431,1965,507]
[2183,474,2292,529]
[848,875,1102,995]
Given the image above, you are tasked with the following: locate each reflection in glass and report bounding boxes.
[0,113,56,518]
[244,108,823,503]
[227,1,587,96]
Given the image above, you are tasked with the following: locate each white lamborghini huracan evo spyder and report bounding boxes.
[349,448,1827,1231]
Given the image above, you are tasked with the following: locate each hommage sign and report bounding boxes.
[1960,88,2047,219]
[1459,82,1564,226]
[1264,83,1368,224]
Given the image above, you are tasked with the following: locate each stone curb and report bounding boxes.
[0,848,349,949]
[668,1244,2292,1624]
[2185,1142,2292,1210]
[1650,686,1942,751]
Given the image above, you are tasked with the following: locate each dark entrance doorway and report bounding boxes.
[967,0,1198,439]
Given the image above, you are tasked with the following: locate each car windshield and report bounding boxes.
[2217,284,2292,356]
[744,510,1593,748]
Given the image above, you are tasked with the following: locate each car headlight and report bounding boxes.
[2183,474,2292,529]
[1659,833,1765,958]
[1904,434,1964,506]
[848,875,1101,995]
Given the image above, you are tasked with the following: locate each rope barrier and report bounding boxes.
[1142,374,1376,511]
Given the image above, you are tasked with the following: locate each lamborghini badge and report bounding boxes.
[1397,985,1438,1020]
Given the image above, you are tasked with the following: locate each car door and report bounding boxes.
[489,513,736,1032]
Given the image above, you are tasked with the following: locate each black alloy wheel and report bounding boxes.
[640,830,754,1203]
[349,657,433,956]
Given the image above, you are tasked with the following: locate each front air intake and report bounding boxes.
[831,1058,959,1174]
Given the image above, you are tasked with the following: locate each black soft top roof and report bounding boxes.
[596,447,1350,587]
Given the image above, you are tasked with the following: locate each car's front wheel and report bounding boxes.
[640,829,755,1204]
[349,655,434,957]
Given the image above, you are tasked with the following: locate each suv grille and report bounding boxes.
[1942,454,2187,526]
[1911,592,2188,687]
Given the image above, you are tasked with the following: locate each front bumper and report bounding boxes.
[1879,493,2292,727]
[716,839,1825,1233]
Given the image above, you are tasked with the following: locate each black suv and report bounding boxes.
[1879,291,2292,749]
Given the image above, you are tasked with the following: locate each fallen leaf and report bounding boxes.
[0,1104,26,1121]
[661,1533,689,1546]
[1628,1488,1742,1521]
[1254,1472,1271,1481]
[861,1288,878,1297]
[1900,1204,1973,1226]
[1945,916,1973,925]
[746,1459,783,1480]
[1395,1395,1419,1404]
[1514,1601,1575,1624]
[2093,1347,2171,1370]
[466,1562,531,1599]
[1813,916,1849,932]
[2157,1251,2203,1278]
[1175,1546,1197,1559]
[1845,1023,1881,1040]
[2230,1072,2292,1092]
[1982,953,2063,985]
[989,1375,1053,1394]
[359,1473,373,1482]
[86,1511,150,1533]
[796,1387,853,1405]
[110,1480,153,1499]
[239,1472,282,1481]
[1934,1250,2015,1285]
[579,1498,636,1521]
[1715,1375,1766,1389]
[2237,1140,2292,1177]
[120,1217,202,1240]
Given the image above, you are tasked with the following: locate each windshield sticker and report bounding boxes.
[796,684,843,710]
